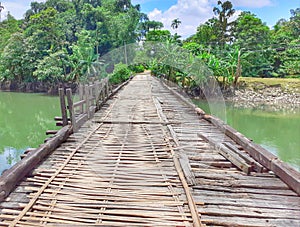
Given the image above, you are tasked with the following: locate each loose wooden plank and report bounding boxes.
[199,133,251,174]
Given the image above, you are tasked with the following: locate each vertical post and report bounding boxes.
[106,79,109,98]
[66,89,76,132]
[59,88,68,126]
[95,81,100,103]
[234,49,242,89]
[85,84,90,119]
[90,84,95,106]
[79,84,84,114]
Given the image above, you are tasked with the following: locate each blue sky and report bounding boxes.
[1,0,300,38]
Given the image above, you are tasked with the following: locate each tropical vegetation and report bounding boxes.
[0,0,299,92]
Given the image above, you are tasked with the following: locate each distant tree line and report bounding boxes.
[0,0,299,89]
[0,0,158,84]
[143,1,299,91]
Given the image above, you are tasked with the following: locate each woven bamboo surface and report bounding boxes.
[0,73,299,226]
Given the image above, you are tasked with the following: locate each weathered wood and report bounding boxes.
[167,124,196,186]
[58,88,68,126]
[73,99,86,109]
[220,122,300,195]
[153,97,202,226]
[271,159,300,195]
[0,126,72,203]
[54,116,71,121]
[66,89,76,132]
[75,114,88,129]
[224,142,264,173]
[46,130,58,135]
[79,84,84,114]
[85,84,90,119]
[199,134,252,174]
[1,74,299,226]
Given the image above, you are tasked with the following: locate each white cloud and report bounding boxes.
[148,0,213,38]
[1,1,46,20]
[148,8,162,18]
[230,0,273,8]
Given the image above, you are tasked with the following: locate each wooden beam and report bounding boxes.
[224,142,264,173]
[66,89,76,132]
[199,134,252,174]
[203,114,300,195]
[58,88,68,126]
[0,126,72,203]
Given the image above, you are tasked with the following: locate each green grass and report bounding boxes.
[238,77,300,92]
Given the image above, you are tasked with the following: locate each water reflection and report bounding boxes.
[0,92,59,174]
[0,147,25,174]
[193,99,300,171]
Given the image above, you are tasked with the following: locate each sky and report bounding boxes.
[1,0,300,38]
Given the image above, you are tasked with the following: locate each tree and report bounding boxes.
[0,1,4,22]
[171,18,181,33]
[144,20,163,31]
[192,18,219,45]
[233,11,271,77]
[271,8,300,76]
[0,13,21,52]
[213,0,235,46]
[145,30,171,42]
[0,33,37,82]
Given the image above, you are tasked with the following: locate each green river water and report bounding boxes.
[193,100,300,171]
[0,92,59,174]
[0,92,299,174]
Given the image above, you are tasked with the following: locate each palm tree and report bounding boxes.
[213,0,235,47]
[0,2,4,22]
[171,18,181,33]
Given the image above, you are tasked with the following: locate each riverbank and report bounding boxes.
[0,81,77,95]
[225,77,300,110]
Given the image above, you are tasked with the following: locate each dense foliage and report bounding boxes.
[185,2,300,83]
[0,0,144,83]
[0,0,299,89]
[141,1,300,92]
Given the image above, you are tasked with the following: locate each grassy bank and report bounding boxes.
[237,77,300,92]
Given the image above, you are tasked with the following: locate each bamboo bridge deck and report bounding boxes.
[0,73,300,226]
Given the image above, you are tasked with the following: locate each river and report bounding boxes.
[193,100,300,171]
[0,92,299,174]
[0,92,59,174]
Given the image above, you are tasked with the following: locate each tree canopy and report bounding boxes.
[0,0,299,87]
[0,0,148,83]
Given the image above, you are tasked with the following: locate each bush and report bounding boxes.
[109,63,131,84]
[129,64,145,73]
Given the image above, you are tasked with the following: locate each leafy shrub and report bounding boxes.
[129,64,145,73]
[109,63,131,84]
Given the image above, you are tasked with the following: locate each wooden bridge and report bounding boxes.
[0,73,299,226]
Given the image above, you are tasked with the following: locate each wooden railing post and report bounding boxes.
[89,84,94,118]
[85,84,90,119]
[59,88,68,126]
[79,84,84,114]
[106,80,110,97]
[66,88,76,132]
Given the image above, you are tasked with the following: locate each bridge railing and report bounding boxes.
[55,76,132,133]
[56,77,110,132]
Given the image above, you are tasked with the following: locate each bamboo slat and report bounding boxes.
[0,73,299,227]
